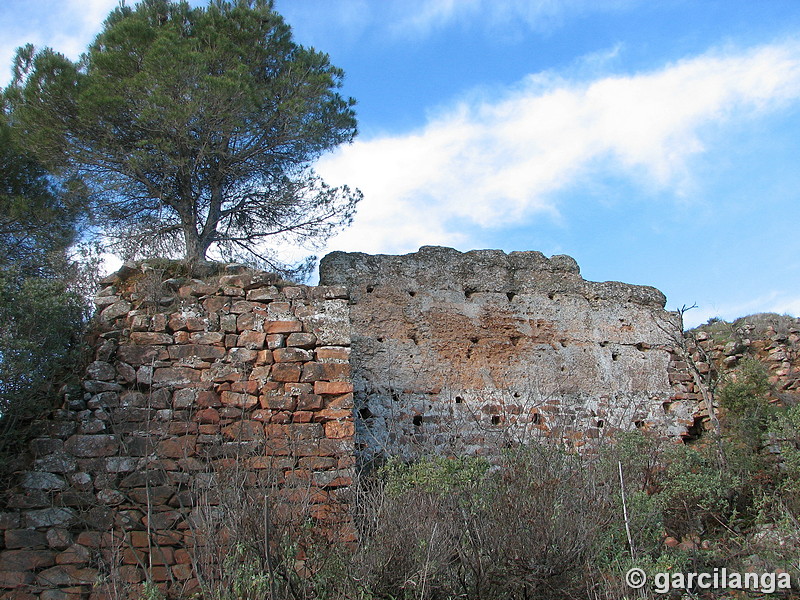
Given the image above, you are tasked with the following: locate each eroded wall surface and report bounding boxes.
[1,247,710,598]
[320,246,695,461]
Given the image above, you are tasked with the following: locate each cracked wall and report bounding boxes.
[320,246,696,461]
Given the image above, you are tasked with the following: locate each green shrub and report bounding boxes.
[378,455,489,496]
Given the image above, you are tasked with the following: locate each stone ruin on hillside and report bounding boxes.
[0,246,715,597]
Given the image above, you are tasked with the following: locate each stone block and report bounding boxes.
[130,332,174,345]
[298,299,350,345]
[222,421,265,441]
[85,361,116,381]
[300,362,350,383]
[238,331,266,349]
[157,436,197,458]
[315,346,351,361]
[246,286,280,301]
[5,529,47,549]
[20,472,67,491]
[297,393,324,411]
[55,544,90,565]
[116,344,166,366]
[152,367,201,386]
[271,363,302,382]
[286,332,318,348]
[220,391,258,409]
[314,381,354,395]
[228,347,258,363]
[265,320,302,334]
[324,421,355,439]
[64,435,119,458]
[168,345,226,360]
[99,300,131,322]
[0,570,36,589]
[189,332,224,345]
[266,334,285,349]
[262,392,296,412]
[0,549,56,571]
[272,347,312,363]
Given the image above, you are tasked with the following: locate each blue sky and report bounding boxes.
[2,1,800,327]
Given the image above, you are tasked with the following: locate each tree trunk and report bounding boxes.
[183,225,205,263]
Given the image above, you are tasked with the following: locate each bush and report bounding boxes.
[0,267,89,457]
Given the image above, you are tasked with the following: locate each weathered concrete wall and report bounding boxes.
[0,265,354,598]
[320,246,695,461]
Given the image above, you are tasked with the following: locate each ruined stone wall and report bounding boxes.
[0,265,354,598]
[1,247,719,598]
[320,246,697,461]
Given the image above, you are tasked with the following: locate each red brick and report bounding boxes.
[270,412,292,425]
[152,367,201,385]
[172,563,193,580]
[190,332,224,345]
[238,331,266,349]
[286,332,317,348]
[299,456,337,470]
[194,408,220,424]
[220,391,258,409]
[222,421,265,441]
[156,436,197,458]
[315,346,351,360]
[130,332,174,345]
[327,393,354,409]
[324,421,355,439]
[252,409,271,422]
[230,380,259,394]
[196,391,221,407]
[185,317,207,331]
[300,362,350,383]
[0,570,35,588]
[314,408,352,422]
[289,423,324,439]
[293,411,314,423]
[266,334,285,349]
[314,381,354,395]
[5,529,46,549]
[255,351,273,365]
[55,544,90,565]
[271,363,301,382]
[265,320,302,334]
[168,421,198,435]
[273,347,312,363]
[64,434,119,458]
[0,549,56,570]
[297,393,324,410]
[263,392,296,411]
[168,345,226,360]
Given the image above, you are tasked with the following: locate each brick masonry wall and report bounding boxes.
[10,248,790,598]
[0,264,354,599]
[667,319,800,439]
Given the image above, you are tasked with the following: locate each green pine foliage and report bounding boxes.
[5,0,360,271]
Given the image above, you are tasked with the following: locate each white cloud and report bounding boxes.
[392,0,639,37]
[0,0,118,87]
[317,40,800,255]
